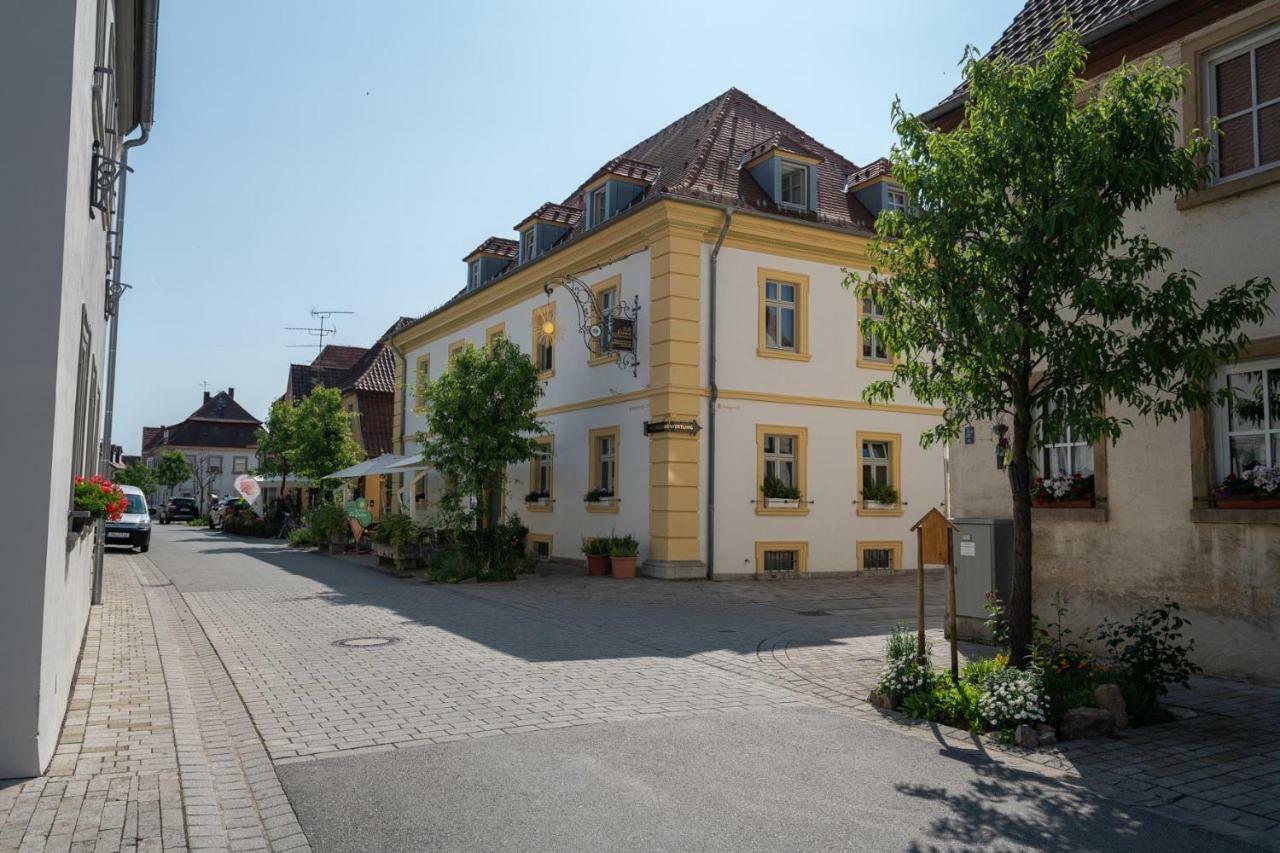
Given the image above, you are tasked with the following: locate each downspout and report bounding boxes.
[388,338,408,512]
[705,208,732,580]
[94,0,159,605]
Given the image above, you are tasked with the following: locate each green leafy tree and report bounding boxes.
[419,338,545,529]
[113,461,158,496]
[292,386,360,491]
[256,399,299,501]
[155,450,191,493]
[846,28,1273,666]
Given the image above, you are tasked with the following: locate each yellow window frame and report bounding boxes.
[856,430,903,517]
[856,294,897,371]
[527,435,554,513]
[527,532,553,561]
[754,540,809,575]
[447,340,466,371]
[485,322,506,348]
[756,268,811,361]
[856,540,903,572]
[755,424,809,516]
[588,274,621,367]
[587,425,620,513]
[414,354,431,408]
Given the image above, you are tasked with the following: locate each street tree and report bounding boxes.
[292,386,360,492]
[113,461,158,497]
[418,337,544,528]
[256,399,299,501]
[155,451,191,496]
[845,28,1273,665]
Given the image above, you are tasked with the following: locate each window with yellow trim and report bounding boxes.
[587,426,619,510]
[532,305,555,379]
[756,269,810,360]
[526,436,553,511]
[589,276,620,365]
[447,340,466,370]
[527,533,552,561]
[486,323,506,348]
[755,424,808,515]
[859,297,891,365]
[414,355,431,408]
[857,541,903,572]
[856,431,903,516]
[754,541,808,575]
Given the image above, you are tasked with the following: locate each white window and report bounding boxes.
[232,456,248,473]
[885,187,907,212]
[520,228,535,263]
[861,297,889,362]
[1204,23,1280,182]
[592,284,618,356]
[764,280,798,351]
[594,433,616,494]
[1216,358,1280,475]
[780,161,807,207]
[1037,396,1092,477]
[763,434,797,488]
[592,187,608,226]
[534,445,552,495]
[468,260,480,290]
[862,440,891,488]
[208,455,223,473]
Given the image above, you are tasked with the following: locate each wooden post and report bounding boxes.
[916,530,926,666]
[947,525,958,683]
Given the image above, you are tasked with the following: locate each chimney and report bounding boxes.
[228,387,235,399]
[203,391,211,403]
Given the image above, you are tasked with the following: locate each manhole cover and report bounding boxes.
[797,610,832,617]
[334,636,399,648]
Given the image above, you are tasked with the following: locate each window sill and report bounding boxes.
[1031,505,1109,522]
[588,353,619,368]
[856,357,896,372]
[1190,507,1280,525]
[756,348,811,362]
[755,506,810,517]
[537,370,555,381]
[1176,164,1280,211]
[586,502,619,514]
[856,506,905,518]
[525,503,553,513]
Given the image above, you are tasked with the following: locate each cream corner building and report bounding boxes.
[392,89,946,580]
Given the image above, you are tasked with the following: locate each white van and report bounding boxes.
[104,484,151,552]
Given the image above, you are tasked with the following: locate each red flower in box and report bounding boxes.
[73,474,127,521]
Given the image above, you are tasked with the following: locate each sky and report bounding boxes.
[115,0,1023,454]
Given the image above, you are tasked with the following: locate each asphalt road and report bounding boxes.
[279,706,1248,853]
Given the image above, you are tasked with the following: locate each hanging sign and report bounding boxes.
[609,317,635,352]
[644,419,701,436]
[234,474,261,504]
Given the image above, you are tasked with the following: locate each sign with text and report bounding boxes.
[643,419,701,437]
[609,317,635,352]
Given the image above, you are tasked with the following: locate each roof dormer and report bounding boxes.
[515,203,583,264]
[577,157,659,229]
[739,133,822,213]
[843,158,905,218]
[462,237,518,292]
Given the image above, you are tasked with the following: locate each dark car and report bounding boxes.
[159,496,198,524]
[209,496,249,529]
[104,486,151,552]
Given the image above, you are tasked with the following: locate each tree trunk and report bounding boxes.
[1006,396,1034,668]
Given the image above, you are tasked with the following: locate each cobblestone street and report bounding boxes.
[2,526,1277,851]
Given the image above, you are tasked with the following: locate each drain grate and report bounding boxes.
[334,636,399,648]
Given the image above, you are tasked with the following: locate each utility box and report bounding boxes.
[950,518,1013,643]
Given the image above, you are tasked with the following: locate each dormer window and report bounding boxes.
[591,186,608,227]
[520,228,535,264]
[780,161,808,208]
[467,260,480,291]
[885,188,907,212]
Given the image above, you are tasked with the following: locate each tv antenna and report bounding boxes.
[286,309,354,357]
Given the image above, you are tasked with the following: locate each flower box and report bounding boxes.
[585,496,617,508]
[525,497,551,508]
[863,500,899,511]
[68,509,94,535]
[763,498,801,510]
[1033,499,1094,509]
[1215,497,1280,509]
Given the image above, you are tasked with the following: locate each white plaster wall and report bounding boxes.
[0,0,113,777]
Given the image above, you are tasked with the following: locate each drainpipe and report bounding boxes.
[388,339,408,512]
[94,0,159,605]
[705,208,732,580]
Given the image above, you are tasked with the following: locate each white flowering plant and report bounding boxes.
[1215,464,1280,499]
[1030,472,1094,504]
[978,666,1047,730]
[876,623,934,701]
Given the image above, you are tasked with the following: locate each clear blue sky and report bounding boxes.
[115,0,1022,453]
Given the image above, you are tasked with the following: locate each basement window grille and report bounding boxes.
[763,549,798,573]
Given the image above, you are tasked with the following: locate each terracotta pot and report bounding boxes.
[610,555,637,579]
[1033,499,1093,509]
[586,554,611,576]
[328,535,346,555]
[1216,497,1280,509]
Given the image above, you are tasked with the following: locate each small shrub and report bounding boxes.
[372,513,419,546]
[900,691,938,721]
[935,679,985,731]
[306,503,348,539]
[427,547,476,583]
[978,667,1047,729]
[287,527,317,548]
[186,516,210,527]
[877,624,933,702]
[861,480,900,504]
[222,509,274,537]
[984,592,1009,649]
[960,656,1005,688]
[1088,600,1200,721]
[761,475,801,501]
[609,534,638,557]
[581,536,611,556]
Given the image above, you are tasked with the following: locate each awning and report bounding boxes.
[323,454,429,480]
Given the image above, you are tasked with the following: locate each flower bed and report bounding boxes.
[1214,465,1280,508]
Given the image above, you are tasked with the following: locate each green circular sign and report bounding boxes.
[344,497,372,527]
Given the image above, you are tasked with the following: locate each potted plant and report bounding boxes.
[525,489,550,508]
[1031,473,1095,508]
[307,503,349,555]
[861,481,900,510]
[581,536,611,576]
[372,513,422,571]
[761,475,801,509]
[72,475,126,535]
[1214,466,1280,509]
[609,535,639,579]
[584,487,615,507]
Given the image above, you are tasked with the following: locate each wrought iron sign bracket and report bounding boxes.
[89,142,128,219]
[543,274,641,377]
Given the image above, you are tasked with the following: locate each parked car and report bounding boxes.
[104,485,151,552]
[209,496,248,529]
[159,496,198,524]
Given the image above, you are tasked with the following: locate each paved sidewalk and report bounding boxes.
[0,554,308,853]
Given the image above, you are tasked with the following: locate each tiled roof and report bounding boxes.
[928,0,1156,115]
[311,345,366,372]
[143,391,262,453]
[285,344,370,401]
[339,317,416,396]
[188,391,259,424]
[577,156,663,191]
[142,426,163,452]
[464,237,519,261]
[515,202,583,231]
[843,157,893,192]
[355,391,395,457]
[738,131,822,168]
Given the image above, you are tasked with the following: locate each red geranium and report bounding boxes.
[73,474,127,521]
